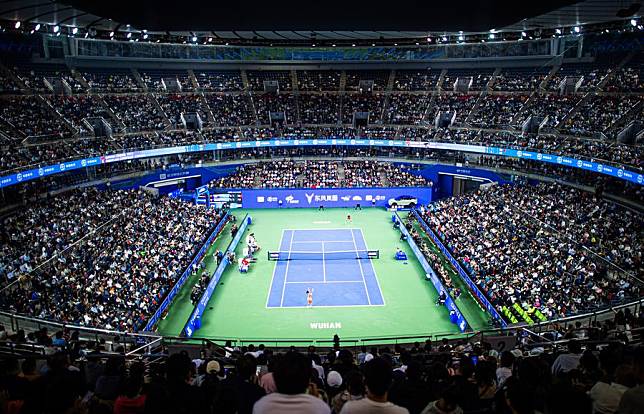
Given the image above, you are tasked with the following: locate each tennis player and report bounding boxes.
[346,214,352,224]
[306,288,314,307]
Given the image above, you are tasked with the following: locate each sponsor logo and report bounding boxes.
[537,153,542,160]
[517,150,523,157]
[59,163,66,171]
[256,196,265,203]
[557,156,563,164]
[16,173,22,182]
[617,169,623,177]
[341,195,351,201]
[310,322,342,329]
[597,164,603,173]
[38,167,44,176]
[81,159,87,167]
[577,160,583,167]
[160,173,167,179]
[216,143,222,149]
[305,193,315,204]
[235,142,241,148]
[638,175,643,184]
[352,195,362,201]
[285,195,299,204]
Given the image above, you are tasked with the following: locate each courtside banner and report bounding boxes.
[412,210,507,327]
[143,212,229,332]
[1,138,642,188]
[396,211,468,333]
[239,187,433,209]
[184,214,250,337]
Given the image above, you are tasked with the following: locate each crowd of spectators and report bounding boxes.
[297,71,341,91]
[1,313,643,414]
[0,189,225,331]
[207,160,432,189]
[299,94,341,124]
[384,94,429,125]
[194,71,244,92]
[468,95,529,128]
[421,183,642,320]
[82,70,140,92]
[103,95,167,132]
[562,96,641,136]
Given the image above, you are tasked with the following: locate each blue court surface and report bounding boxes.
[266,229,385,308]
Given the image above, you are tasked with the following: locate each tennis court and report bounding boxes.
[266,228,385,308]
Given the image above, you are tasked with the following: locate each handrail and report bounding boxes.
[1,136,642,189]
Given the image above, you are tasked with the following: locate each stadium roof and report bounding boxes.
[0,0,641,42]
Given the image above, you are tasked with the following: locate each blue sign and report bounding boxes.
[396,212,468,332]
[143,212,229,332]
[184,214,251,337]
[239,187,432,209]
[412,210,506,327]
[0,139,642,189]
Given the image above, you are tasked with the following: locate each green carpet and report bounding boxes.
[158,208,490,344]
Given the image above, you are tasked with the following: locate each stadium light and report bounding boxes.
[631,19,638,27]
[14,21,20,29]
[208,37,212,42]
[143,33,148,39]
[192,36,197,42]
[71,27,78,35]
[35,24,41,31]
[352,43,356,47]
[371,43,375,46]
[489,33,495,39]
[458,35,464,41]
[109,31,114,38]
[521,31,526,37]
[441,36,447,42]
[127,32,132,38]
[555,28,562,34]
[53,25,60,33]
[573,26,580,33]
[332,44,336,47]
[84,32,88,38]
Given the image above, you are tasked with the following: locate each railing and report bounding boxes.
[396,211,469,332]
[143,211,229,331]
[1,136,642,189]
[184,213,251,337]
[411,209,507,327]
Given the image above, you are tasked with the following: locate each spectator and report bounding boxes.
[253,351,330,414]
[339,357,409,414]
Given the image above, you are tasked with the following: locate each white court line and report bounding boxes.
[290,240,355,244]
[322,241,326,283]
[286,280,363,284]
[351,228,372,305]
[357,229,387,306]
[265,229,286,308]
[279,230,295,307]
[282,228,362,231]
[267,303,386,309]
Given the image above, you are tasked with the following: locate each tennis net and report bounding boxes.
[267,250,379,261]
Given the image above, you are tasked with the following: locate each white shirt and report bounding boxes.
[496,367,512,387]
[551,353,581,375]
[588,382,629,414]
[340,398,409,414]
[253,392,330,414]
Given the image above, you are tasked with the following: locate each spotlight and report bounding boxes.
[192,36,197,42]
[208,37,212,42]
[14,21,20,29]
[143,33,148,39]
[312,43,316,47]
[489,33,495,39]
[426,37,431,42]
[371,43,375,46]
[71,27,78,35]
[352,43,356,47]
[35,24,41,31]
[53,25,60,33]
[573,26,580,33]
[555,28,562,34]
[441,36,447,42]
[109,31,114,38]
[332,44,336,47]
[630,19,638,27]
[458,35,464,41]
[521,31,526,37]
[127,32,132,38]
[84,32,88,38]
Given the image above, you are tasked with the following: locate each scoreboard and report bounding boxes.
[210,191,242,209]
